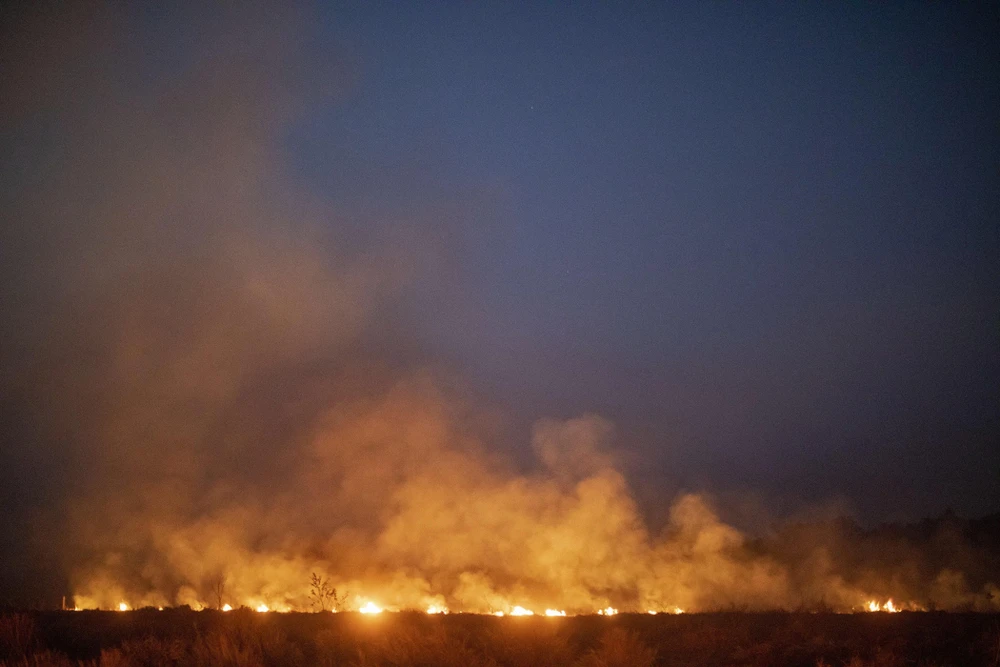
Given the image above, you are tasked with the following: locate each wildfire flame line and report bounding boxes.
[77,594,916,615]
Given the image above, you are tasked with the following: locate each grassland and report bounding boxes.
[1,609,998,666]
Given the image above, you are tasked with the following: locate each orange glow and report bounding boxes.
[359,601,383,614]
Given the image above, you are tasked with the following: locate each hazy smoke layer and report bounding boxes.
[1,4,996,612]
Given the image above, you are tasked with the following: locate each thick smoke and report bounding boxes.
[1,4,996,613]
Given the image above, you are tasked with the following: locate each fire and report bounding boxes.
[222,604,232,612]
[865,599,901,613]
[509,606,533,616]
[426,605,448,614]
[493,611,505,617]
[672,606,685,614]
[359,601,383,614]
[118,602,128,612]
[544,609,566,616]
[597,606,618,616]
[255,604,269,613]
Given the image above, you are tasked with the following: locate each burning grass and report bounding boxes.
[2,609,999,666]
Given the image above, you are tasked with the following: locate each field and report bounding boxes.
[2,610,999,667]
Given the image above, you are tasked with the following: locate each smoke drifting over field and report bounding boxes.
[1,5,997,612]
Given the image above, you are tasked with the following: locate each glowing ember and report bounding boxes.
[255,604,269,613]
[544,609,566,616]
[509,606,534,616]
[426,605,448,614]
[359,601,383,614]
[597,606,618,616]
[222,604,232,612]
[118,602,128,612]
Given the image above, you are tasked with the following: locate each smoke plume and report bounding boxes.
[1,4,996,613]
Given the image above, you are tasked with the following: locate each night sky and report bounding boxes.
[306,2,999,519]
[1,2,998,603]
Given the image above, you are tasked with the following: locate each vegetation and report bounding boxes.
[309,574,345,613]
[1,609,998,666]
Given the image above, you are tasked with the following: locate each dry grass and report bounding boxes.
[0,614,37,663]
[349,623,496,667]
[575,628,655,667]
[2,610,998,666]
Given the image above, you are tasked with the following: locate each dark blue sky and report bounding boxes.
[1,1,997,533]
[279,3,998,519]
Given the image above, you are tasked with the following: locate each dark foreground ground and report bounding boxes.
[1,609,998,666]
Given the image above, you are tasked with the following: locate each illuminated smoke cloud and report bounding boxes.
[1,4,997,613]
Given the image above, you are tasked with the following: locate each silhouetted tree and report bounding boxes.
[207,572,227,610]
[310,573,343,612]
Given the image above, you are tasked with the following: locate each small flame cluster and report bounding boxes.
[358,601,383,614]
[865,599,901,613]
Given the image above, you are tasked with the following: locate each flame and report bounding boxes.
[359,601,383,614]
[865,599,901,613]
[68,581,923,616]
